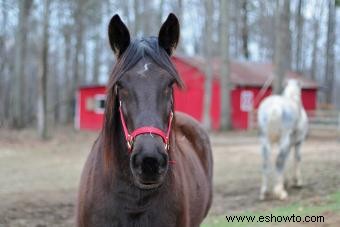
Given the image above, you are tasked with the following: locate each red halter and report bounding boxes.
[119,101,173,153]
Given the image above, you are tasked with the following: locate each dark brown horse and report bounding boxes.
[76,13,213,227]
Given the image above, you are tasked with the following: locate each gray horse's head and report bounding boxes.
[283,79,302,105]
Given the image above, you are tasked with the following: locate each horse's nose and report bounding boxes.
[131,151,167,177]
[131,136,168,179]
[141,156,164,176]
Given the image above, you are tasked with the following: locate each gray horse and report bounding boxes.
[257,79,308,200]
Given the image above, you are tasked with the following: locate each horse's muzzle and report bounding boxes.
[130,136,168,190]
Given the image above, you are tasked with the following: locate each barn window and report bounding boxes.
[94,95,106,114]
[240,90,254,112]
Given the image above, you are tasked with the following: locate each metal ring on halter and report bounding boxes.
[127,140,133,151]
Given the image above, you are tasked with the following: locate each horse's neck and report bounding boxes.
[293,98,304,115]
[113,173,173,214]
[281,92,303,113]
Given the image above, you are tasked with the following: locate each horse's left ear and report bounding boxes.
[158,13,180,56]
[108,14,130,57]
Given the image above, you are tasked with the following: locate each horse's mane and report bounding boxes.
[102,37,184,175]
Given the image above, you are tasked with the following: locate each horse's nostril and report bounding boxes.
[131,154,142,174]
[141,157,160,176]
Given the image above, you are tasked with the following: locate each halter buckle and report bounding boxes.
[127,140,133,151]
[127,135,133,151]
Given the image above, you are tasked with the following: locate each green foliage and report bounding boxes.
[336,0,340,7]
[202,191,340,227]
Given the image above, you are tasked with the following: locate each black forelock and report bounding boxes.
[108,37,183,89]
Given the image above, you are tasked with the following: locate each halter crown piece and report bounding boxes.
[119,101,173,153]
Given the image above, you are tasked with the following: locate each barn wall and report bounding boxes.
[301,89,317,111]
[231,87,272,129]
[232,87,317,129]
[75,58,318,131]
[173,58,204,122]
[79,87,106,130]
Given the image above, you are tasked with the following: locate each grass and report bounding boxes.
[202,191,340,227]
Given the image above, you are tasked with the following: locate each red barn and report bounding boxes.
[172,56,318,130]
[75,55,318,131]
[75,85,106,131]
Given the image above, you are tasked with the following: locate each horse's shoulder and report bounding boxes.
[174,112,210,144]
[173,111,212,175]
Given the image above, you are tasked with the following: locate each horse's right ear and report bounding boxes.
[158,13,180,56]
[108,14,130,57]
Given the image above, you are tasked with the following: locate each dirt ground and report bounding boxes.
[0,127,339,227]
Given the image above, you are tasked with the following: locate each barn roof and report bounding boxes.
[78,84,106,89]
[172,55,318,89]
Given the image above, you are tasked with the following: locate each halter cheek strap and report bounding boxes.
[119,101,173,153]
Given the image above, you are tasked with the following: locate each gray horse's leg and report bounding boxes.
[293,141,303,187]
[274,134,291,200]
[260,136,271,200]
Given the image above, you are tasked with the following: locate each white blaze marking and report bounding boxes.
[138,63,150,76]
[144,63,149,71]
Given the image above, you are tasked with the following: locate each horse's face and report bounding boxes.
[283,79,302,104]
[108,14,180,189]
[118,58,174,189]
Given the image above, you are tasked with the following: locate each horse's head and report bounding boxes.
[283,79,302,105]
[105,14,183,190]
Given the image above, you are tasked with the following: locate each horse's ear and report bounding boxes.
[158,13,180,56]
[108,14,130,57]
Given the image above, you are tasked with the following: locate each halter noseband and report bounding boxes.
[119,101,173,153]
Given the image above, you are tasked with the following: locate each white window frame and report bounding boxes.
[94,94,106,114]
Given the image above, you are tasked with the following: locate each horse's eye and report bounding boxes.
[120,88,129,97]
[164,87,170,96]
[118,85,129,97]
[164,82,174,95]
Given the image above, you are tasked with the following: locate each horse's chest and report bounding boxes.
[92,194,177,227]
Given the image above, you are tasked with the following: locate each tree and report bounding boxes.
[220,0,231,130]
[324,0,336,104]
[172,0,184,53]
[37,0,51,139]
[58,23,73,124]
[10,0,33,128]
[73,0,85,100]
[310,1,324,81]
[295,0,304,72]
[202,0,214,130]
[0,0,8,126]
[241,0,250,59]
[273,0,291,94]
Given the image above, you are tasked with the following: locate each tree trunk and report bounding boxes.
[219,0,231,130]
[310,19,319,81]
[10,0,33,128]
[324,0,336,104]
[202,0,213,130]
[133,0,141,36]
[273,0,291,94]
[37,0,50,140]
[59,26,72,124]
[173,0,184,53]
[71,0,84,122]
[0,0,8,126]
[141,0,155,36]
[230,1,240,58]
[82,42,88,84]
[121,0,131,28]
[92,35,101,84]
[241,0,250,59]
[295,0,303,72]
